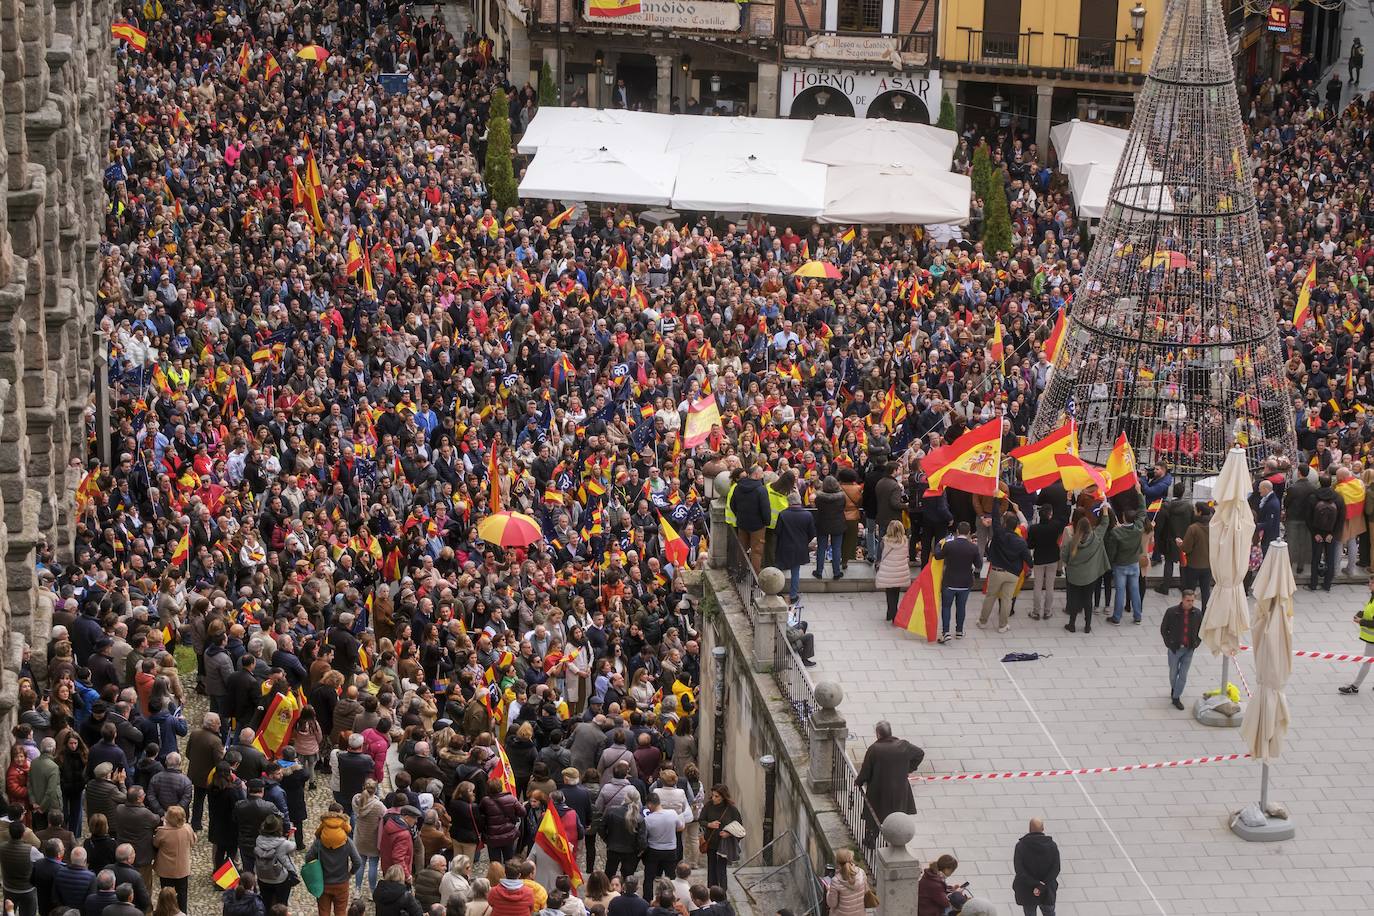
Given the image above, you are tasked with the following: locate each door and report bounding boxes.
[981,0,1022,60]
[1078,0,1120,67]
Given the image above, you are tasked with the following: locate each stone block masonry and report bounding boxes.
[0,0,108,752]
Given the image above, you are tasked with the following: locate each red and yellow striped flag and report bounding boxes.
[112,23,148,52]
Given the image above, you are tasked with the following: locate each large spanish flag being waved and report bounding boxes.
[893,557,941,643]
[111,22,148,52]
[1104,432,1138,497]
[683,394,722,449]
[535,805,584,889]
[1010,422,1077,492]
[588,0,641,16]
[922,418,1002,496]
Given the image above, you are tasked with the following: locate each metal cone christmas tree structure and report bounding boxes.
[1030,0,1295,477]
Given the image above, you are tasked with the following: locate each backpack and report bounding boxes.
[1313,496,1340,534]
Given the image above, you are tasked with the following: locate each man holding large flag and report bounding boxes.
[251,678,301,760]
[533,792,584,890]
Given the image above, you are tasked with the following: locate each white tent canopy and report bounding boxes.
[517,146,679,206]
[1053,120,1176,218]
[516,108,676,156]
[1050,120,1129,169]
[672,156,827,217]
[822,163,971,225]
[805,115,957,169]
[665,117,815,159]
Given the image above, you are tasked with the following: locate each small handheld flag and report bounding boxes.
[111,23,148,53]
[213,859,240,890]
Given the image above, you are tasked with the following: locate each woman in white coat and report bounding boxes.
[875,521,912,621]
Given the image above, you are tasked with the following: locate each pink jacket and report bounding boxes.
[361,727,389,781]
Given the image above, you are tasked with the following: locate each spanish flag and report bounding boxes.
[251,689,301,760]
[490,740,519,796]
[237,43,252,82]
[535,806,583,890]
[171,530,190,566]
[989,319,1005,371]
[152,364,173,396]
[111,23,148,52]
[212,859,240,890]
[682,394,722,449]
[264,52,281,81]
[587,0,641,16]
[1054,453,1109,493]
[922,418,1002,496]
[1293,261,1316,329]
[1335,476,1366,520]
[1009,422,1077,492]
[839,227,856,245]
[488,441,502,512]
[893,558,940,642]
[1043,307,1068,366]
[358,645,370,672]
[659,515,688,566]
[547,205,576,229]
[1104,432,1137,497]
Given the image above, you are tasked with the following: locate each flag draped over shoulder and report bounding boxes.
[251,689,301,759]
[535,806,583,889]
[1293,261,1316,329]
[893,558,940,642]
[488,441,502,512]
[921,419,1002,495]
[1010,422,1076,492]
[683,395,722,448]
[1336,476,1365,519]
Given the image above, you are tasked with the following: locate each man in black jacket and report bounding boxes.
[226,655,261,734]
[1160,590,1204,710]
[1307,476,1345,591]
[978,510,1031,633]
[728,464,771,573]
[233,780,280,872]
[933,523,982,643]
[336,733,377,814]
[1012,818,1060,915]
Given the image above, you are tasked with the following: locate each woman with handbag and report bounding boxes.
[824,849,871,916]
[698,784,743,891]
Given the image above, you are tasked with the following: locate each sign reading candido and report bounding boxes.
[585,0,742,31]
[1266,2,1289,33]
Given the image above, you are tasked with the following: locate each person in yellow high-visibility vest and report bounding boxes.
[1338,576,1374,694]
[763,470,794,569]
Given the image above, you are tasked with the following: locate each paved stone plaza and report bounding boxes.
[801,580,1374,915]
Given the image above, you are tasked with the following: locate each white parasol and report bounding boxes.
[1199,447,1253,713]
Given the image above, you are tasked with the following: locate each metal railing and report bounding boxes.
[776,616,818,734]
[833,745,886,875]
[733,831,823,916]
[725,529,760,623]
[957,27,1041,66]
[1057,33,1132,72]
[781,26,935,60]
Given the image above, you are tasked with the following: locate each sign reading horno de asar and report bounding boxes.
[583,0,742,31]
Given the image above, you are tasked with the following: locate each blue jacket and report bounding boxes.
[144,710,188,762]
[54,864,95,909]
[1257,492,1282,541]
[1139,471,1173,504]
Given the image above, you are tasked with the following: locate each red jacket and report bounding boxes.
[377,812,415,876]
[488,880,534,916]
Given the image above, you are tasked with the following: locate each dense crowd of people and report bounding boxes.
[0,1,1370,916]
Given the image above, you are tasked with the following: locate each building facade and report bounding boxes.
[0,0,107,750]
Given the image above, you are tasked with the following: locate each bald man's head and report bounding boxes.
[1029,818,1045,834]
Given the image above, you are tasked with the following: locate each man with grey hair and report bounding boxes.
[113,789,158,891]
[29,738,62,829]
[82,868,118,916]
[148,753,192,816]
[53,846,94,909]
[110,844,150,913]
[336,732,375,816]
[854,721,924,849]
[414,854,447,909]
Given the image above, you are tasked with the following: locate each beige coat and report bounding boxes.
[875,537,912,589]
[153,823,194,878]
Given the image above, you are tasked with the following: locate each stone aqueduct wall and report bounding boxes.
[0,0,109,745]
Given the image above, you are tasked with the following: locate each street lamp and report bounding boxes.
[891,94,906,111]
[1087,99,1100,121]
[992,92,1005,113]
[1131,3,1147,50]
[709,74,722,94]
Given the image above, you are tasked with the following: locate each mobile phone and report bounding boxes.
[824,865,835,878]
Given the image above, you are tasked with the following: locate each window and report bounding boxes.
[1078,0,1120,67]
[981,0,1022,60]
[837,0,882,32]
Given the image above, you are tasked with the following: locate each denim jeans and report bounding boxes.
[814,532,841,577]
[787,565,801,601]
[353,855,379,891]
[1168,647,1194,701]
[1111,564,1141,621]
[940,586,970,634]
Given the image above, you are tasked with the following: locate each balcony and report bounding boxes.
[945,27,1144,83]
[782,26,934,68]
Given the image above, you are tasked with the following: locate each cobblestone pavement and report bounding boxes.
[798,580,1374,916]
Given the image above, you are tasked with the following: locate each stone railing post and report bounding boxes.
[709,470,731,569]
[808,682,846,792]
[752,566,787,672]
[873,814,925,916]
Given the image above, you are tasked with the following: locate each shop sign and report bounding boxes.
[1266,3,1289,34]
[778,67,942,119]
[581,0,742,31]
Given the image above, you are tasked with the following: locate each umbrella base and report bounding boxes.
[1230,807,1296,843]
[1194,696,1243,727]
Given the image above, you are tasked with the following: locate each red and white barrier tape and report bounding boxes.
[911,753,1251,783]
[1237,645,1374,664]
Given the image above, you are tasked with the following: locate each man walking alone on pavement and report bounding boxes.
[1338,575,1374,694]
[1012,818,1060,916]
[1160,590,1203,710]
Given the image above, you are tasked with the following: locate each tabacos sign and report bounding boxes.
[1266,3,1289,34]
[778,67,941,120]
